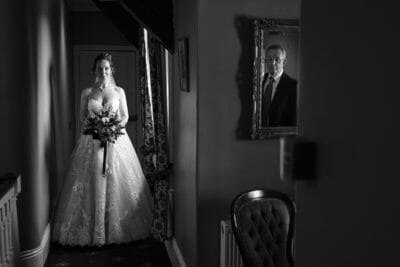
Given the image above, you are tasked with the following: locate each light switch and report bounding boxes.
[280,137,316,180]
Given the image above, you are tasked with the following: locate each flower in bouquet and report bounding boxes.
[83,110,125,146]
[83,110,125,174]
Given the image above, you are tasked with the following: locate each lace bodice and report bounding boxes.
[87,98,120,117]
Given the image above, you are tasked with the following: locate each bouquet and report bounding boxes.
[83,110,125,174]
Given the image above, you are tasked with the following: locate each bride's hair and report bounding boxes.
[91,52,116,75]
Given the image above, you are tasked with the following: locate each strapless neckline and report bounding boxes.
[87,98,119,115]
[88,98,118,107]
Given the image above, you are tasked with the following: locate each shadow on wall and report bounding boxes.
[235,15,255,140]
[48,64,58,215]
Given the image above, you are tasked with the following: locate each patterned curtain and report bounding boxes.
[139,29,172,241]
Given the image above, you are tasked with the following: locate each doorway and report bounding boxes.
[73,46,143,154]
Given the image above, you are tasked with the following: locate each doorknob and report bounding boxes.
[129,114,138,122]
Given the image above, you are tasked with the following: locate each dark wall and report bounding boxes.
[0,0,73,252]
[23,0,74,251]
[295,1,400,266]
[172,0,198,265]
[0,0,28,175]
[72,11,130,45]
[197,0,300,266]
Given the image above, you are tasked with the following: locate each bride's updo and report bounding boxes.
[91,52,116,75]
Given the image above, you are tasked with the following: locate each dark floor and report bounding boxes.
[44,238,172,267]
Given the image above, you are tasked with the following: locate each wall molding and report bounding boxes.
[20,223,50,267]
[164,237,186,267]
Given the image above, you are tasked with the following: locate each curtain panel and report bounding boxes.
[139,29,172,241]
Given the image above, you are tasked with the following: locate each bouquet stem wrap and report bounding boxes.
[102,141,108,175]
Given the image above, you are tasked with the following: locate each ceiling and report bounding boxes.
[65,0,99,11]
[64,0,174,52]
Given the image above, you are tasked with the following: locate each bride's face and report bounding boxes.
[95,59,112,82]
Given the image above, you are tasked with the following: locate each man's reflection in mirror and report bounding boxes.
[261,44,297,127]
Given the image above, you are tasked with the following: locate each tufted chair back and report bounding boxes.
[231,189,295,267]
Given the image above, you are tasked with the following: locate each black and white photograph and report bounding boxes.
[1,0,398,267]
[251,19,299,139]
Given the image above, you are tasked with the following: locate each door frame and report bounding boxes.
[72,45,143,153]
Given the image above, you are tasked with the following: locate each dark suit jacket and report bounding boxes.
[261,72,297,127]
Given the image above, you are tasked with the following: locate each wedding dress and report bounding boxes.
[52,96,153,246]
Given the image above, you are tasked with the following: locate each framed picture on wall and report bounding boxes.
[178,37,189,92]
[251,19,299,139]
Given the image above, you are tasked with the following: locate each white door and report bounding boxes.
[73,46,142,151]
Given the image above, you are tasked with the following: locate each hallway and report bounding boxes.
[44,238,171,267]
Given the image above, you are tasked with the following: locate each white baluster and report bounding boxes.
[5,199,12,264]
[0,206,6,266]
[4,201,9,264]
[8,198,14,265]
[0,176,21,267]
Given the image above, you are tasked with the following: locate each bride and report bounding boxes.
[52,52,153,246]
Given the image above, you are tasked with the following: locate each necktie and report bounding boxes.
[261,77,274,127]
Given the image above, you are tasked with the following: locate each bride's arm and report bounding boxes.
[80,88,91,124]
[117,87,129,127]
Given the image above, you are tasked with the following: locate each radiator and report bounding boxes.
[0,175,21,267]
[220,220,244,267]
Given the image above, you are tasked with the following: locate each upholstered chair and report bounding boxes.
[231,189,296,267]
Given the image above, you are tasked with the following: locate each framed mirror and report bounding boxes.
[251,19,299,139]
